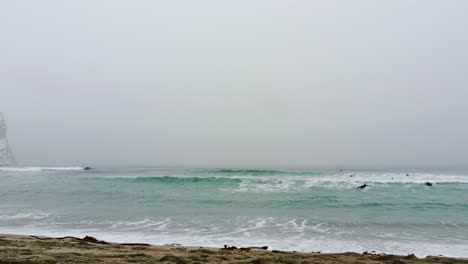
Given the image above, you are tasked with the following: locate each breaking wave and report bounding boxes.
[1,167,468,257]
[2,216,468,257]
[86,171,468,193]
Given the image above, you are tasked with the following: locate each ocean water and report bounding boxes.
[0,167,467,257]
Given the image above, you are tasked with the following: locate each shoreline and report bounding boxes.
[0,234,467,264]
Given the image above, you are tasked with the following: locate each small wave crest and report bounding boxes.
[0,210,53,220]
[108,176,242,184]
[191,169,322,176]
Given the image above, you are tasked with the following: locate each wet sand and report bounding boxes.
[0,234,466,264]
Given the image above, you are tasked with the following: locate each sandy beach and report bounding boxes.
[0,234,466,264]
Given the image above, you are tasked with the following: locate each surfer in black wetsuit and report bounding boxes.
[357,184,368,189]
[425,182,432,186]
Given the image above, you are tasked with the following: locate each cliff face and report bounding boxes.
[0,114,16,166]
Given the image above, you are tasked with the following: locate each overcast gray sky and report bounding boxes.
[1,1,467,168]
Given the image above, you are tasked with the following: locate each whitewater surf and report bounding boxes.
[0,167,467,257]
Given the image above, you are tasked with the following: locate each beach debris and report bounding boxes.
[272,250,289,254]
[30,235,150,246]
[165,243,182,247]
[31,235,109,245]
[120,243,151,246]
[246,246,268,250]
[425,182,433,186]
[362,251,383,255]
[222,245,267,251]
[83,236,99,242]
[222,245,238,250]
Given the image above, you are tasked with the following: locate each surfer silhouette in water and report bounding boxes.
[357,184,369,189]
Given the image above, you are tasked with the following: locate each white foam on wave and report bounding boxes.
[0,210,52,220]
[235,178,299,193]
[223,172,468,192]
[2,216,467,257]
[109,219,171,231]
[0,166,85,172]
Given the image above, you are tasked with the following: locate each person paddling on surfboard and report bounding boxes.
[357,184,369,189]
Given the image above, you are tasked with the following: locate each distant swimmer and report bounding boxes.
[357,184,369,189]
[425,182,432,186]
[83,167,93,171]
[406,174,410,176]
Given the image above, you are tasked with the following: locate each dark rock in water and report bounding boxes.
[83,167,92,171]
[425,182,433,186]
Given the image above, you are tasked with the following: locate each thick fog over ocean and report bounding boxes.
[1,1,468,168]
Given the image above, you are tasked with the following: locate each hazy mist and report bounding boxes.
[1,1,468,168]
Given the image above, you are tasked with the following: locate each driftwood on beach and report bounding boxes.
[30,235,151,246]
[222,244,268,252]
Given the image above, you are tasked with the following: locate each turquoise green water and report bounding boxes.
[0,167,467,257]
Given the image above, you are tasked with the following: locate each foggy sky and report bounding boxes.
[1,1,468,168]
